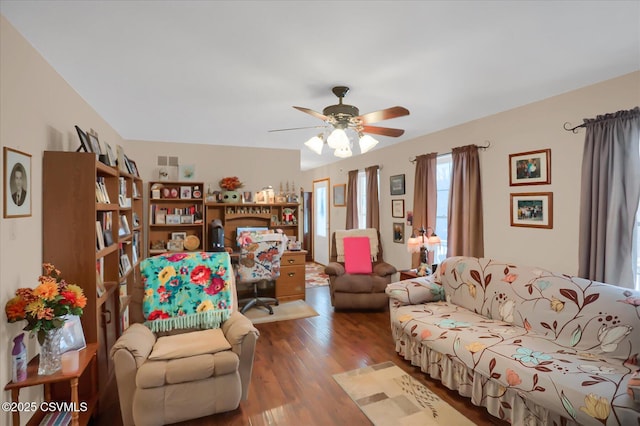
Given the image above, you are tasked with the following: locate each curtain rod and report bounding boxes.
[563,107,640,133]
[408,141,491,163]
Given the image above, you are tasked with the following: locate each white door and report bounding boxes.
[313,178,330,265]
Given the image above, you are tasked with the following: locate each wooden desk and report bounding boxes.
[4,343,98,426]
[276,250,307,302]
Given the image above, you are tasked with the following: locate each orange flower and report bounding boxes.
[5,296,27,322]
[33,280,59,301]
[506,368,522,386]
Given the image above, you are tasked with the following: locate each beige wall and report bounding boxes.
[301,71,640,274]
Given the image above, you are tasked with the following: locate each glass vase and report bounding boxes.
[38,328,62,375]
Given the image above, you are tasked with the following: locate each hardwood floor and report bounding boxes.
[93,286,506,425]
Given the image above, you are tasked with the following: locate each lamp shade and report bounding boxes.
[304,135,324,155]
[334,145,352,158]
[327,128,349,149]
[358,134,379,153]
[426,235,441,251]
[406,236,421,253]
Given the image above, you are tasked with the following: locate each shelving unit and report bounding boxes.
[147,181,205,255]
[204,202,300,249]
[42,151,143,411]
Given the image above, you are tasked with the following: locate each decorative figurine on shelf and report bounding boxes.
[219,176,244,203]
[282,207,296,225]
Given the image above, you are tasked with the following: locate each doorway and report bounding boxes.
[312,178,330,265]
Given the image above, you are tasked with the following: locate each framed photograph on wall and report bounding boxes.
[509,149,551,186]
[392,199,404,218]
[333,183,346,206]
[4,147,31,218]
[510,192,553,229]
[393,222,405,243]
[390,174,405,195]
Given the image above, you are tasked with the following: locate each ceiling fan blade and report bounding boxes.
[268,125,325,133]
[293,106,328,121]
[361,125,405,137]
[357,106,410,124]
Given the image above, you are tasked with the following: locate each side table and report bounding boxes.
[399,270,419,281]
[4,342,98,426]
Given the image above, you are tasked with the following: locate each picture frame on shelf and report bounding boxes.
[87,132,102,155]
[390,174,405,195]
[393,222,405,243]
[128,159,140,177]
[3,147,32,218]
[166,214,181,224]
[59,314,86,353]
[510,192,553,229]
[243,191,253,203]
[180,186,192,199]
[171,232,187,241]
[333,183,346,207]
[180,215,194,224]
[509,149,551,186]
[75,126,92,153]
[103,141,117,166]
[392,199,405,218]
[167,239,184,252]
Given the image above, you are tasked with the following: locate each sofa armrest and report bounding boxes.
[373,261,397,277]
[325,262,345,276]
[110,323,156,367]
[221,311,260,351]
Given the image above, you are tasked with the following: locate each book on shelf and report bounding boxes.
[132,212,140,228]
[120,253,132,276]
[96,270,106,298]
[99,211,114,247]
[118,215,131,237]
[96,221,105,251]
[96,177,111,203]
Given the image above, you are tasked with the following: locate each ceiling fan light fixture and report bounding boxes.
[327,128,349,149]
[358,134,379,153]
[304,134,324,155]
[334,145,352,158]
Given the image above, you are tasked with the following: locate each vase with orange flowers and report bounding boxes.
[5,263,87,375]
[219,176,244,203]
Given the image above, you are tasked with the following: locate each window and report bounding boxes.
[356,169,380,229]
[434,154,452,264]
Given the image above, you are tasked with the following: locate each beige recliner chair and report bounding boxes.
[110,252,259,426]
[325,229,397,309]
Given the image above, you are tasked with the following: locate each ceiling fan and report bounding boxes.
[270,86,410,157]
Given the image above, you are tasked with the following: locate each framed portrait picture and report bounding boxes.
[75,126,92,153]
[103,141,117,166]
[180,186,192,199]
[390,174,405,195]
[509,149,551,186]
[510,192,553,229]
[392,199,405,218]
[243,191,254,203]
[167,239,184,252]
[171,232,187,241]
[4,147,31,218]
[333,183,346,207]
[87,132,102,155]
[393,222,405,243]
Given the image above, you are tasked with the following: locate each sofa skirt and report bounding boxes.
[391,322,580,426]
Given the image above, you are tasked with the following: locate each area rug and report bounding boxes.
[333,361,474,426]
[243,299,319,324]
[305,262,329,288]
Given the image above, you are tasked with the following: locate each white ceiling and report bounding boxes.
[2,1,639,170]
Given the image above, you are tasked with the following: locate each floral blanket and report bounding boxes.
[141,252,233,332]
[389,256,640,426]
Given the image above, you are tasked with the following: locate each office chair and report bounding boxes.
[236,230,288,314]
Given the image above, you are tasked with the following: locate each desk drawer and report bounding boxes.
[276,265,305,298]
[281,252,305,266]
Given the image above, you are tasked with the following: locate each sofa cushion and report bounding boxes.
[137,350,240,388]
[386,275,444,305]
[149,328,232,360]
[343,237,372,274]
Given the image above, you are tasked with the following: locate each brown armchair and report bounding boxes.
[325,229,397,309]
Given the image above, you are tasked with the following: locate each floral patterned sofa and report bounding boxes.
[387,256,640,426]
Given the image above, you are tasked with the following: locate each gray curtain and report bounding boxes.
[365,165,380,229]
[447,145,484,257]
[345,169,359,230]
[412,154,438,267]
[578,107,640,288]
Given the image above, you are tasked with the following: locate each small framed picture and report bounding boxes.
[179,164,196,181]
[103,141,117,166]
[167,239,184,252]
[510,192,553,229]
[393,222,405,243]
[166,214,181,224]
[87,132,102,155]
[171,232,187,241]
[4,147,32,218]
[509,149,551,186]
[180,215,194,224]
[180,186,192,199]
[390,174,405,195]
[243,191,254,203]
[406,210,413,226]
[128,160,140,177]
[392,199,404,218]
[75,126,92,153]
[333,183,346,207]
